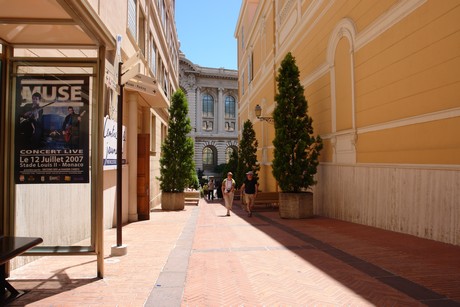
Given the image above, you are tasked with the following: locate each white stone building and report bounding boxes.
[179,54,238,179]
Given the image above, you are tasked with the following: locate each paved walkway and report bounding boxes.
[6,198,460,306]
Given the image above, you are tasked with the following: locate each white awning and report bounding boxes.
[121,53,169,109]
[124,74,169,109]
[0,0,115,49]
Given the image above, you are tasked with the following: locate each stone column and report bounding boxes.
[189,86,197,134]
[196,87,202,133]
[217,87,224,133]
[127,92,138,222]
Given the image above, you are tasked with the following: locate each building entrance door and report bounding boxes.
[137,134,150,220]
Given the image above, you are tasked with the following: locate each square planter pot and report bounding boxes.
[279,192,314,219]
[161,192,185,211]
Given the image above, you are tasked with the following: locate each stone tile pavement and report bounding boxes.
[5,198,460,306]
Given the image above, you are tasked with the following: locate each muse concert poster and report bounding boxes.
[15,75,90,184]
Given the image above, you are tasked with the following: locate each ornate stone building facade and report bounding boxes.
[179,54,238,179]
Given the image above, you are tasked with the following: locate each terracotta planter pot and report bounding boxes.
[279,192,314,219]
[161,192,185,211]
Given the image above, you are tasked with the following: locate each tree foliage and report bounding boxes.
[214,163,227,177]
[237,120,260,186]
[159,90,196,192]
[196,168,206,187]
[224,149,239,180]
[272,52,323,193]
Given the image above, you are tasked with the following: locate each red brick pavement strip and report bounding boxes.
[255,210,460,304]
[7,208,193,306]
[182,200,460,306]
[5,198,460,306]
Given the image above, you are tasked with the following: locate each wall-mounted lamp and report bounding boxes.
[255,104,274,123]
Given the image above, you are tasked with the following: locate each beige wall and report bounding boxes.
[316,164,460,246]
[358,117,460,164]
[3,0,179,275]
[94,0,179,218]
[236,0,460,245]
[11,0,178,247]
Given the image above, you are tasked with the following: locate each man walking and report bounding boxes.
[208,178,215,200]
[240,171,258,217]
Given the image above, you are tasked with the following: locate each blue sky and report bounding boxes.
[175,1,240,70]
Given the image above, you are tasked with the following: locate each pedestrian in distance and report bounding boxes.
[240,171,258,217]
[221,172,236,216]
[203,183,209,199]
[208,178,215,200]
[215,179,223,199]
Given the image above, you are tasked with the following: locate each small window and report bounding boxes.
[150,114,156,154]
[164,71,169,97]
[225,96,235,118]
[161,0,166,29]
[248,52,253,82]
[161,122,167,144]
[139,9,146,55]
[202,94,214,118]
[128,0,137,38]
[241,26,244,50]
[150,35,157,75]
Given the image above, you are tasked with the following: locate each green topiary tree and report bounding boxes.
[237,120,260,186]
[187,169,200,190]
[222,149,238,180]
[197,168,206,187]
[272,52,323,193]
[159,90,196,192]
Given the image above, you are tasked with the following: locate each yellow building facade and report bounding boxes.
[236,0,459,245]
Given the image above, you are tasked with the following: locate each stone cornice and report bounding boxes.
[180,57,238,80]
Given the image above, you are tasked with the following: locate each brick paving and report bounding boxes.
[5,198,460,306]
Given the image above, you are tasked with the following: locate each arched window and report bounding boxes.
[225,96,235,118]
[202,147,214,166]
[202,94,214,118]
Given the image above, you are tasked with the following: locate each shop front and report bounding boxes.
[0,0,115,277]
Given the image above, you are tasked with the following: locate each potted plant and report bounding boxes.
[159,89,196,210]
[272,52,323,218]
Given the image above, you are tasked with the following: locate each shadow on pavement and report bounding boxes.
[230,198,460,306]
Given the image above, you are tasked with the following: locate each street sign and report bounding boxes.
[132,74,157,87]
[104,60,118,92]
[121,51,140,73]
[125,80,158,96]
[116,35,122,60]
[121,62,141,85]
